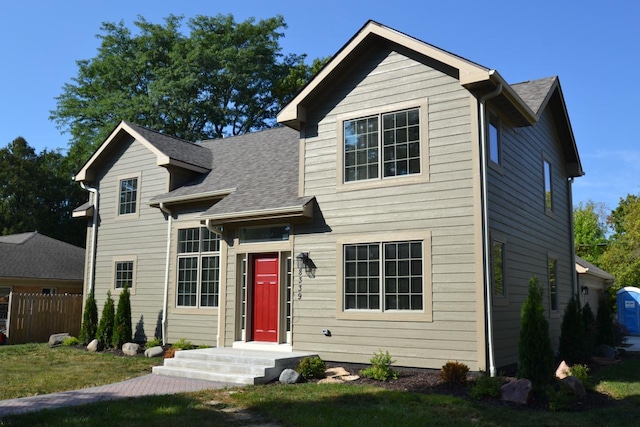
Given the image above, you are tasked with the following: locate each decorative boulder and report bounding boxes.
[48,333,70,347]
[87,339,103,352]
[561,376,587,399]
[555,360,571,379]
[279,368,303,384]
[501,379,532,405]
[122,342,141,356]
[144,346,164,358]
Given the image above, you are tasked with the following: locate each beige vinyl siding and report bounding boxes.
[292,48,482,369]
[488,107,574,367]
[91,136,170,342]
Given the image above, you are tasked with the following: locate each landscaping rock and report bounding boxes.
[87,339,103,352]
[561,375,586,399]
[597,344,618,359]
[279,368,303,384]
[325,367,350,378]
[122,342,141,356]
[555,360,570,379]
[48,333,70,347]
[501,379,532,405]
[144,345,164,358]
[318,377,345,384]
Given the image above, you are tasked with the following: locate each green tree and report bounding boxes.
[112,285,132,348]
[558,297,587,364]
[596,294,614,347]
[51,14,326,170]
[96,291,115,347]
[79,290,98,345]
[517,277,554,392]
[582,302,597,357]
[574,201,609,265]
[600,194,640,292]
[0,137,86,246]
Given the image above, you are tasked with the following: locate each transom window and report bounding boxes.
[115,261,134,289]
[344,241,423,311]
[344,108,421,182]
[119,177,138,215]
[177,227,221,308]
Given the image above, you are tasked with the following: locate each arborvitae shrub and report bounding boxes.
[596,294,614,347]
[112,285,132,348]
[96,291,115,347]
[78,290,98,345]
[558,297,587,364]
[517,277,554,392]
[582,302,597,358]
[440,361,470,385]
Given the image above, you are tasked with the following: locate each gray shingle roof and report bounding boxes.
[150,126,313,218]
[123,121,212,170]
[0,232,85,281]
[511,76,557,116]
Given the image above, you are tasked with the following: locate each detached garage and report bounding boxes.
[617,287,640,336]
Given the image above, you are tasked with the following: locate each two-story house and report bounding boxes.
[73,21,582,374]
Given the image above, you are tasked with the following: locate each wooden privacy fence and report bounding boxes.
[6,293,83,344]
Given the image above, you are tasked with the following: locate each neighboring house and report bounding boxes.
[0,232,85,327]
[73,21,582,373]
[576,255,614,313]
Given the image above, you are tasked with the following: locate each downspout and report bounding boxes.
[159,203,172,346]
[568,178,577,299]
[205,219,224,348]
[479,82,502,377]
[79,182,99,295]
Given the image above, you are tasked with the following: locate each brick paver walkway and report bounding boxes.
[0,374,232,417]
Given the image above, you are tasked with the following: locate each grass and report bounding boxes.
[1,344,640,426]
[0,343,163,399]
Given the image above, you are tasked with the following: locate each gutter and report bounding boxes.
[205,219,224,348]
[478,83,502,377]
[159,202,173,346]
[79,181,99,295]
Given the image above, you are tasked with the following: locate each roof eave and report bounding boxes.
[149,188,236,207]
[198,200,314,226]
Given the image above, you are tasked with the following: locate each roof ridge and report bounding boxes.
[123,121,207,148]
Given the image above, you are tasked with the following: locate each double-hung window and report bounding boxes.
[344,240,423,311]
[344,108,421,182]
[177,227,221,308]
[118,177,138,215]
[114,260,135,290]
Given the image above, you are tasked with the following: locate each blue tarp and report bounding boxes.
[617,287,640,335]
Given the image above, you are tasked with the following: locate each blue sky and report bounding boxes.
[1,0,638,211]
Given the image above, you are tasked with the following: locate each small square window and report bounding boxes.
[115,261,134,289]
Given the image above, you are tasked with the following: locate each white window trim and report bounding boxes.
[336,99,430,192]
[112,256,137,295]
[336,230,432,322]
[115,172,141,220]
[175,226,221,310]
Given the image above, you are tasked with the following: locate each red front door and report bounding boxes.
[252,255,279,342]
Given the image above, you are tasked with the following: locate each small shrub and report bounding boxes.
[96,291,115,347]
[613,320,629,347]
[548,384,577,412]
[569,364,591,390]
[470,374,502,400]
[171,338,195,350]
[360,350,398,381]
[62,336,80,346]
[440,361,470,385]
[78,290,98,345]
[296,356,327,379]
[145,336,162,349]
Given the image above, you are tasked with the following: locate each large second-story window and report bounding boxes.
[344,108,421,182]
[119,177,138,215]
[177,227,221,308]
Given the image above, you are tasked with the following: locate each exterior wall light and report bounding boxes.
[581,285,589,296]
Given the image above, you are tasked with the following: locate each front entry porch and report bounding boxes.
[153,347,315,385]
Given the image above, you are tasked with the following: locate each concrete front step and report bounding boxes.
[152,347,316,385]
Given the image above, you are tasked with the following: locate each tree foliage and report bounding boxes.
[0,137,86,246]
[51,14,327,170]
[79,290,98,345]
[573,201,609,265]
[558,297,588,364]
[112,285,132,348]
[96,291,115,347]
[517,277,554,392]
